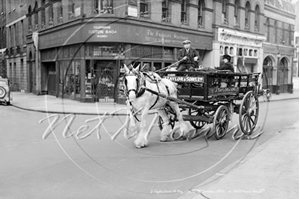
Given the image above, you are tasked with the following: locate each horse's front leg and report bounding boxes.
[134,108,149,148]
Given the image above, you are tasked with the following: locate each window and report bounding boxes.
[69,1,75,18]
[273,20,277,43]
[198,0,204,27]
[58,2,63,23]
[28,5,32,32]
[222,0,228,24]
[281,22,285,44]
[94,0,113,14]
[181,0,188,24]
[49,3,53,25]
[140,0,149,17]
[34,1,38,30]
[255,5,260,31]
[245,1,251,30]
[244,48,248,56]
[265,18,269,41]
[234,0,240,27]
[162,0,171,22]
[41,0,45,27]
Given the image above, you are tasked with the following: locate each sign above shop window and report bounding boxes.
[39,22,213,50]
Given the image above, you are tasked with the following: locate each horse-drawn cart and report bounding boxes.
[156,70,260,140]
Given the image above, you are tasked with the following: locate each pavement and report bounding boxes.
[178,121,299,199]
[9,77,299,115]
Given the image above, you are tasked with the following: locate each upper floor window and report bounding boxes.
[94,0,113,14]
[140,0,149,17]
[281,22,285,44]
[162,0,171,22]
[234,0,240,27]
[33,1,38,30]
[69,1,75,18]
[245,1,251,30]
[255,5,260,31]
[49,3,54,25]
[181,0,188,24]
[274,20,278,43]
[41,0,45,28]
[222,0,228,24]
[28,5,32,32]
[58,2,63,23]
[198,0,205,27]
[265,18,269,42]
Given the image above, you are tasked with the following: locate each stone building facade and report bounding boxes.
[263,0,296,93]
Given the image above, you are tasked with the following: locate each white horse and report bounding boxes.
[123,64,189,148]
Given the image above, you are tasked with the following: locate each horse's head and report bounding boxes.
[123,64,143,102]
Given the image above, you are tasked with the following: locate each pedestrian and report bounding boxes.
[177,40,199,71]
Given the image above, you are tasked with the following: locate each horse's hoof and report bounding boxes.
[160,138,168,142]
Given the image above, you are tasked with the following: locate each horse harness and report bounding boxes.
[124,72,171,120]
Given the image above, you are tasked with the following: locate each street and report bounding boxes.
[0,99,299,199]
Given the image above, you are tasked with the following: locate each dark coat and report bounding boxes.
[217,62,234,72]
[178,47,199,67]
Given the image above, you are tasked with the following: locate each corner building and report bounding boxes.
[11,0,214,103]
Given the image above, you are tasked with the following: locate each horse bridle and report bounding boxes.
[124,71,145,97]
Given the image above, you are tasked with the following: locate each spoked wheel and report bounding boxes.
[213,105,230,140]
[239,91,259,135]
[189,108,207,130]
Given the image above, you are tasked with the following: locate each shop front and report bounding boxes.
[39,21,213,103]
[263,44,294,94]
[216,28,264,75]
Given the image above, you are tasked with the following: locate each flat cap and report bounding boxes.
[182,40,191,44]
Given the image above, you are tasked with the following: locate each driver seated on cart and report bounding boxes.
[176,40,199,72]
[214,54,234,72]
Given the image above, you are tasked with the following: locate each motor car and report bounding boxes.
[0,76,12,105]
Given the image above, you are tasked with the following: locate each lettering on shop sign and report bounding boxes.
[165,76,204,83]
[88,26,117,38]
[145,29,189,45]
[39,109,159,141]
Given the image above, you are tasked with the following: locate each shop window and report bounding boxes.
[220,46,224,54]
[230,47,234,55]
[94,0,113,14]
[181,0,188,24]
[140,0,149,17]
[154,62,162,70]
[162,0,171,22]
[249,49,253,56]
[198,0,205,27]
[244,48,248,56]
[224,46,229,55]
[163,47,172,59]
[254,50,258,57]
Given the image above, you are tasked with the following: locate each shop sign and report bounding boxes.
[40,23,213,50]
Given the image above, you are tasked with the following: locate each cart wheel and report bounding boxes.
[189,108,207,130]
[214,105,230,140]
[158,114,176,131]
[239,91,259,135]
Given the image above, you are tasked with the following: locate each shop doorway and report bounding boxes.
[278,57,289,93]
[87,60,117,102]
[45,62,56,96]
[262,56,274,89]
